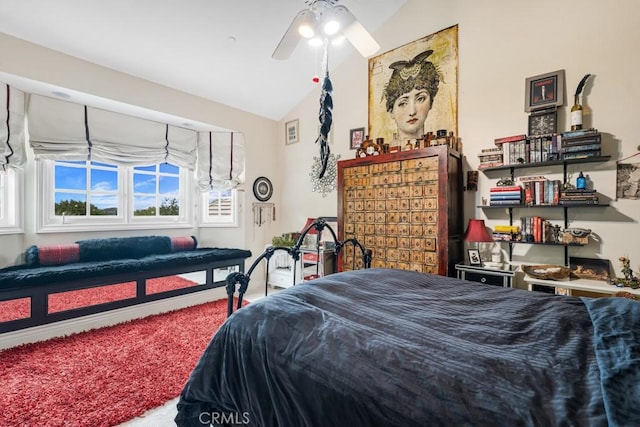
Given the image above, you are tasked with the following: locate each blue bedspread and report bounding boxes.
[176,269,638,426]
[582,297,640,426]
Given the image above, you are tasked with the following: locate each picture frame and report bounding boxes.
[525,69,565,112]
[467,249,482,266]
[349,127,365,150]
[285,119,299,145]
[527,108,557,136]
[570,257,611,281]
[368,25,458,144]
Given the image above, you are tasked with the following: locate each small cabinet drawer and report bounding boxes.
[464,271,505,287]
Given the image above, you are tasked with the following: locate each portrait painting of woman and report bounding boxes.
[368,25,458,145]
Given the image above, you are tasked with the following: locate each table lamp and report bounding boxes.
[463,219,494,265]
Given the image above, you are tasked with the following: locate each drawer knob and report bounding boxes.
[481,277,487,283]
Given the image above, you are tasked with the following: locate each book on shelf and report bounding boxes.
[478,161,504,170]
[560,134,602,147]
[562,150,601,160]
[490,194,522,200]
[494,134,527,146]
[492,232,516,241]
[558,199,600,205]
[489,200,522,206]
[561,143,601,153]
[494,225,520,233]
[478,153,503,162]
[560,128,598,139]
[561,189,596,195]
[490,186,522,192]
[481,147,503,154]
[519,175,547,182]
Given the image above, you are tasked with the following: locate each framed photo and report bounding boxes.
[285,119,299,145]
[368,25,458,144]
[528,108,557,136]
[467,249,482,266]
[570,257,611,281]
[525,69,565,112]
[349,127,365,150]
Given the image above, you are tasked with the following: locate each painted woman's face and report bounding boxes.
[391,88,432,139]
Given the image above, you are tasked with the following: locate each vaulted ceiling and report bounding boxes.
[0,0,405,122]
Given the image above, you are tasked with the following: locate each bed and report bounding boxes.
[175,268,640,426]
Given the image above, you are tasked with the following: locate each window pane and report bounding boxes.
[159,197,179,216]
[90,169,118,191]
[133,174,156,193]
[159,163,179,174]
[159,176,179,195]
[55,193,87,216]
[134,165,156,172]
[55,165,87,190]
[89,194,118,215]
[133,195,156,216]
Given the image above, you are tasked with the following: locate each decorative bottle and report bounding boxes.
[570,95,583,131]
[576,171,586,190]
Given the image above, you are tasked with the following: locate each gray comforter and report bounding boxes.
[175,268,640,426]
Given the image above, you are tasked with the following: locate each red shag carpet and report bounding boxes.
[0,297,235,427]
[0,275,201,322]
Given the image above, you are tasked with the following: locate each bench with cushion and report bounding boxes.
[0,235,251,333]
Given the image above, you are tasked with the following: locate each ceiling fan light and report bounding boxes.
[323,20,340,35]
[298,24,315,38]
[308,37,324,47]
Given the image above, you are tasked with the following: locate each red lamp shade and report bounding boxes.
[463,219,493,243]
[302,217,318,235]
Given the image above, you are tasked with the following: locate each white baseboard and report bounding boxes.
[0,287,228,350]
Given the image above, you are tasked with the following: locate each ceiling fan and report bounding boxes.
[272,0,380,60]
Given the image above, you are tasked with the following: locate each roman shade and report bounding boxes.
[196,131,245,191]
[0,83,26,169]
[27,94,198,169]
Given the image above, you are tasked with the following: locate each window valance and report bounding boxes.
[197,131,245,191]
[0,83,26,169]
[27,94,198,169]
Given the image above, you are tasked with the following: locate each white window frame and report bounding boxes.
[36,159,192,233]
[199,188,238,227]
[0,167,23,234]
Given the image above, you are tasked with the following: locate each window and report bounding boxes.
[38,160,192,232]
[200,189,238,226]
[0,168,23,234]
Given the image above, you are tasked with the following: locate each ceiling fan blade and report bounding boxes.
[272,9,315,60]
[333,5,380,57]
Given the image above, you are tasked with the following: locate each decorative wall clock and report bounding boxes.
[252,177,273,202]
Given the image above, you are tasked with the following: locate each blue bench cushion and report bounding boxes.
[0,247,252,291]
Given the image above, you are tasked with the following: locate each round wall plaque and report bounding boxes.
[252,176,273,202]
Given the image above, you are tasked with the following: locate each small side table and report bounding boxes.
[455,263,516,288]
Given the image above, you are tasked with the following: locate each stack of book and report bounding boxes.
[489,185,522,206]
[560,128,602,160]
[478,147,503,169]
[492,225,520,241]
[493,134,526,166]
[520,216,557,243]
[559,189,599,205]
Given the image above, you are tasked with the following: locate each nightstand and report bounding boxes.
[455,263,516,288]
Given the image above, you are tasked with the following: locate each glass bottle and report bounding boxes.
[576,171,586,189]
[570,95,583,131]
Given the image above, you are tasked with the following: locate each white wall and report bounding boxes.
[280,0,640,278]
[0,33,280,267]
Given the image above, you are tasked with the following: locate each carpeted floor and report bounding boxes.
[0,297,232,427]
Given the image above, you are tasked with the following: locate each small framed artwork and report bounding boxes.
[285,119,299,145]
[525,69,565,112]
[468,249,482,266]
[528,108,557,136]
[349,127,365,150]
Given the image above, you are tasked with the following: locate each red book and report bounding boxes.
[494,134,527,146]
[490,186,522,192]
